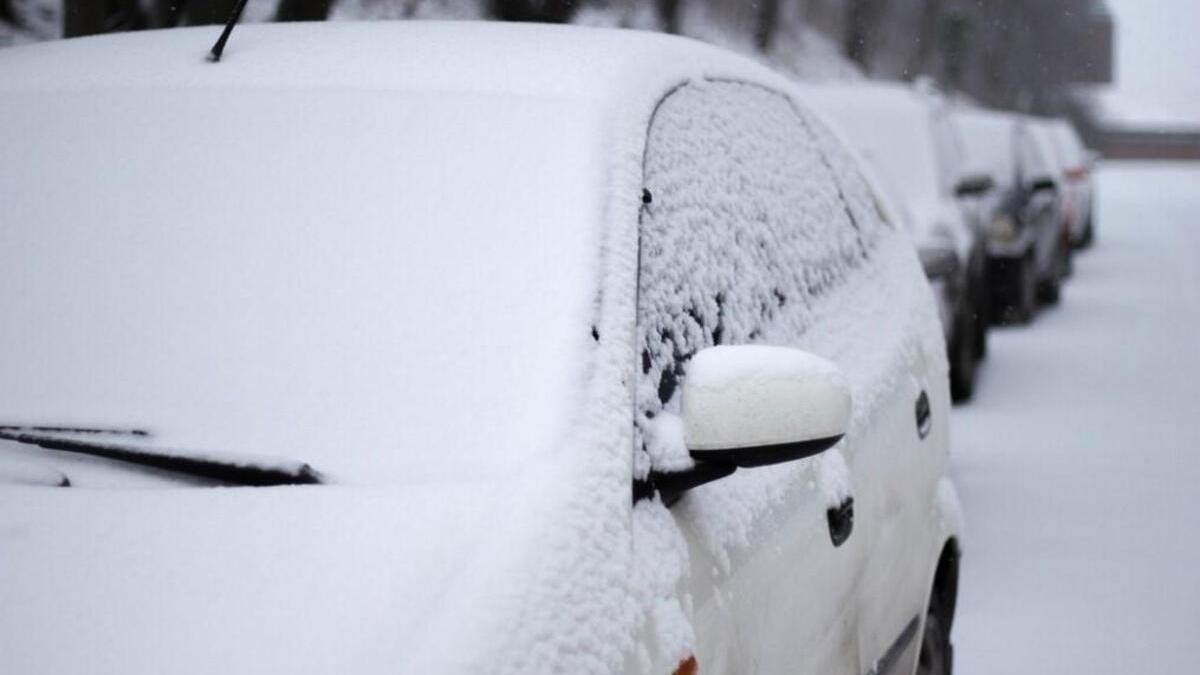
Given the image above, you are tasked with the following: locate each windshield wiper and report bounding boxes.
[0,426,322,487]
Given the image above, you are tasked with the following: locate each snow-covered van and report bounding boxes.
[0,23,962,675]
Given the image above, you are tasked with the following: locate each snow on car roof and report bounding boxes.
[952,106,1019,187]
[0,20,778,99]
[1027,117,1068,176]
[1048,119,1088,168]
[796,81,954,233]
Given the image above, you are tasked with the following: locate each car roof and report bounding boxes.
[1048,119,1087,163]
[1025,117,1068,174]
[0,20,780,102]
[952,106,1019,183]
[796,80,955,232]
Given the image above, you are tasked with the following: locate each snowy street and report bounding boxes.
[954,162,1200,673]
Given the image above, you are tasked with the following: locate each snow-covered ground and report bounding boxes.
[953,162,1200,673]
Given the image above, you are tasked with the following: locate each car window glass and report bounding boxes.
[635,80,887,467]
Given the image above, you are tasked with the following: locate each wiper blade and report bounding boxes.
[0,425,149,438]
[0,428,322,487]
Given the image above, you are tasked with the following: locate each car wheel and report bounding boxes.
[973,276,988,359]
[1010,255,1037,325]
[1038,274,1061,305]
[1040,247,1065,305]
[916,610,953,675]
[948,311,977,403]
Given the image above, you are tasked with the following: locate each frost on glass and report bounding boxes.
[635,80,891,470]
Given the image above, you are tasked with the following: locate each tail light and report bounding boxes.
[673,656,698,675]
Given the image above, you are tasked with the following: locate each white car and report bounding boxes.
[1027,117,1077,289]
[1047,119,1097,248]
[799,82,991,402]
[0,23,962,675]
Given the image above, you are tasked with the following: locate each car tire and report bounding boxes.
[1040,244,1067,305]
[916,609,953,675]
[973,273,988,359]
[1038,273,1061,305]
[948,310,977,403]
[1010,255,1037,325]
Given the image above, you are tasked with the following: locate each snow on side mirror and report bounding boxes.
[683,346,851,468]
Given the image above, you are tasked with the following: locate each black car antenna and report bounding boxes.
[208,0,250,63]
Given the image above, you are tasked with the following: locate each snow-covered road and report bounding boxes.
[954,162,1200,673]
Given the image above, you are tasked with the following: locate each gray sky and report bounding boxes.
[1099,0,1200,126]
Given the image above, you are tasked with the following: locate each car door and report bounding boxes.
[804,109,953,675]
[634,80,946,674]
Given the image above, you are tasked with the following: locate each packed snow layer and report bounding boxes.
[798,82,964,242]
[0,22,847,675]
[0,84,608,486]
[0,474,581,674]
[953,163,1200,674]
[952,107,1019,191]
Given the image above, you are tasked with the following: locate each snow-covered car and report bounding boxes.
[0,23,962,675]
[1047,119,1098,248]
[800,82,990,401]
[1026,117,1076,293]
[952,107,1065,323]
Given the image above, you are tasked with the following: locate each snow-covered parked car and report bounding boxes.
[1026,117,1076,293]
[800,82,991,401]
[1047,118,1098,248]
[0,23,963,675]
[952,107,1065,323]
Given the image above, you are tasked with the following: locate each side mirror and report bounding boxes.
[684,346,851,467]
[637,346,851,506]
[1028,175,1057,193]
[954,173,995,197]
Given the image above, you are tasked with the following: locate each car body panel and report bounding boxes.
[1047,120,1096,244]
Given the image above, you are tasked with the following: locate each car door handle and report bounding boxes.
[827,496,854,548]
[915,390,931,439]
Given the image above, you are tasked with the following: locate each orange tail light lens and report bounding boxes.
[673,655,698,675]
